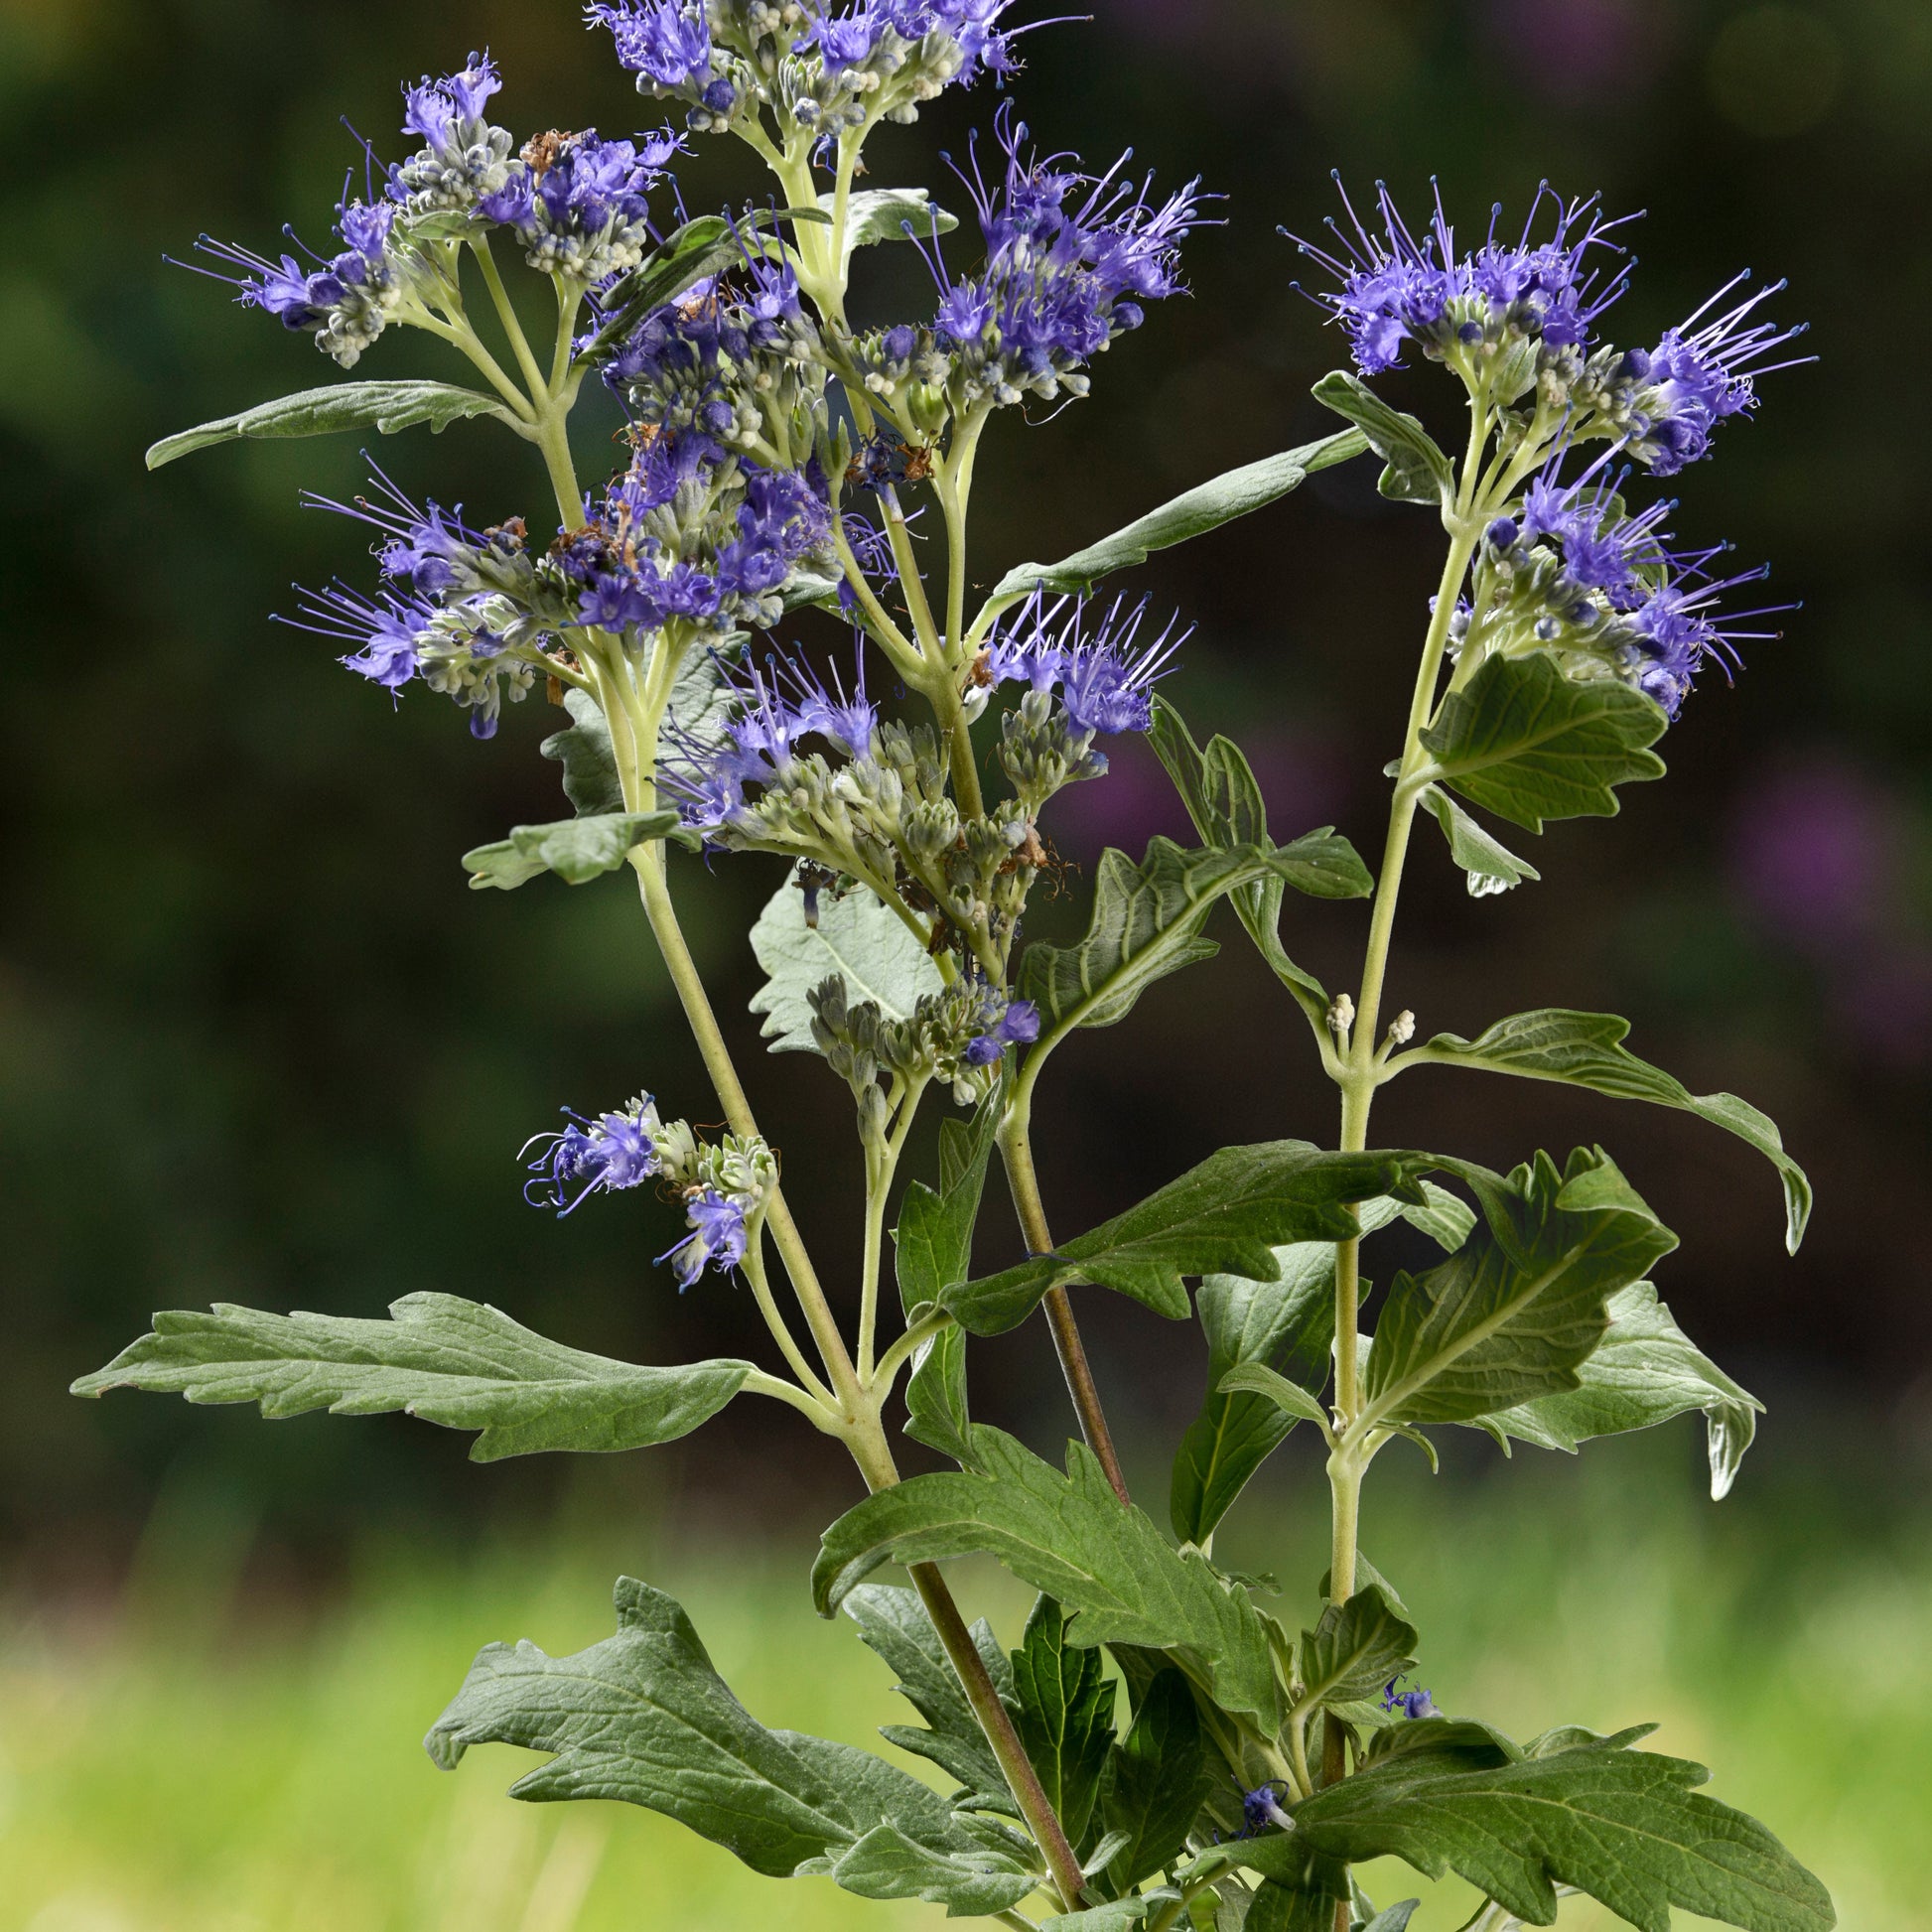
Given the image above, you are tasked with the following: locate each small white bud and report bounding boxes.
[1327,993,1356,1036]
[1389,1010,1416,1046]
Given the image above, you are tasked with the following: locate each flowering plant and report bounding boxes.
[77,11,1832,1931]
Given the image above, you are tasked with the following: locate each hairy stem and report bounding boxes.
[470,234,550,401]
[997,1116,1132,1506]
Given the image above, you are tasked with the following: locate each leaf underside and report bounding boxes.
[70,1293,753,1461]
[462,810,685,891]
[146,379,513,469]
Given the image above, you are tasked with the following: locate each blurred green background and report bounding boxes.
[3,0,1929,1925]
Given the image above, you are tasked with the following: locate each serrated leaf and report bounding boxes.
[749,869,945,1054]
[1020,835,1370,1047]
[426,1577,1033,1915]
[146,380,513,469]
[70,1294,752,1460]
[1297,1586,1419,1714]
[1394,1179,1477,1253]
[832,187,958,269]
[1418,784,1542,897]
[990,431,1368,602]
[812,1425,1285,1733]
[1364,1149,1679,1428]
[1473,1282,1764,1497]
[1408,1008,1812,1252]
[462,810,685,890]
[843,1583,1017,1815]
[1097,1668,1209,1892]
[1311,370,1454,506]
[943,1142,1428,1335]
[1012,1595,1116,1844]
[1290,1732,1835,1932]
[1418,652,1667,831]
[1170,1234,1342,1544]
[1148,699,1339,1015]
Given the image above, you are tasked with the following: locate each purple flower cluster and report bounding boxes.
[1479,455,1789,717]
[479,128,683,280]
[602,254,819,444]
[662,1188,753,1287]
[1291,180,1634,376]
[982,591,1186,736]
[916,107,1207,408]
[391,53,517,212]
[963,990,1040,1065]
[663,646,879,836]
[562,433,835,636]
[1237,1781,1295,1839]
[589,0,1024,134]
[524,1097,665,1214]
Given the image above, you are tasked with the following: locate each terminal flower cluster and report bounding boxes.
[591,0,1024,137]
[809,970,1040,1116]
[914,107,1208,410]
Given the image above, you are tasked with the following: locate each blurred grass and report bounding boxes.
[4,1431,1927,1932]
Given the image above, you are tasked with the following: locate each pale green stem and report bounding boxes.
[936,406,992,663]
[470,234,551,400]
[872,1305,953,1396]
[412,308,537,420]
[883,486,944,662]
[741,1229,838,1408]
[739,1366,843,1433]
[549,278,586,395]
[857,1074,928,1382]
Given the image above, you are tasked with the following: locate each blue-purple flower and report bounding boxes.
[982,591,1186,735]
[663,1187,752,1287]
[912,105,1208,407]
[964,993,1040,1066]
[390,52,518,214]
[1290,179,1634,376]
[1238,1781,1295,1838]
[523,1097,665,1213]
[479,127,682,280]
[1382,1677,1438,1721]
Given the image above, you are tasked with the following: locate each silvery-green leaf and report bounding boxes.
[70,1295,753,1461]
[1419,784,1542,897]
[1419,653,1667,831]
[147,379,514,469]
[1473,1282,1764,1497]
[813,1425,1285,1733]
[989,431,1367,603]
[1040,1903,1152,1931]
[1311,370,1454,506]
[830,187,958,269]
[1289,1731,1835,1932]
[1393,1179,1477,1253]
[1407,1008,1812,1252]
[462,810,686,890]
[944,1142,1430,1335]
[539,652,733,820]
[1364,1149,1679,1427]
[1217,1363,1333,1431]
[426,1578,1034,1916]
[749,870,944,1054]
[843,1583,1017,1815]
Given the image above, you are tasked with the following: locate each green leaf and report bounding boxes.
[1245,1880,1346,1932]
[1418,652,1667,832]
[1364,1149,1679,1428]
[903,1326,977,1470]
[462,810,686,891]
[1218,1363,1332,1429]
[1418,784,1542,897]
[989,431,1368,602]
[1041,1904,1152,1932]
[146,380,513,469]
[943,1141,1427,1335]
[1011,1595,1117,1844]
[426,1578,1034,1916]
[843,1583,1017,1815]
[1096,1668,1209,1892]
[1019,835,1370,1047]
[812,1425,1285,1733]
[1148,699,1347,1015]
[1407,1008,1812,1253]
[749,869,945,1054]
[1394,1179,1477,1254]
[897,1102,999,1314]
[542,690,626,817]
[1474,1282,1764,1497]
[69,1294,753,1461]
[832,187,958,269]
[1170,1235,1341,1544]
[1297,1586,1419,1714]
[1310,370,1454,507]
[1290,1732,1835,1932]
[1360,1904,1421,1932]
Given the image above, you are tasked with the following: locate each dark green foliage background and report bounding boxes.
[5,0,1928,1568]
